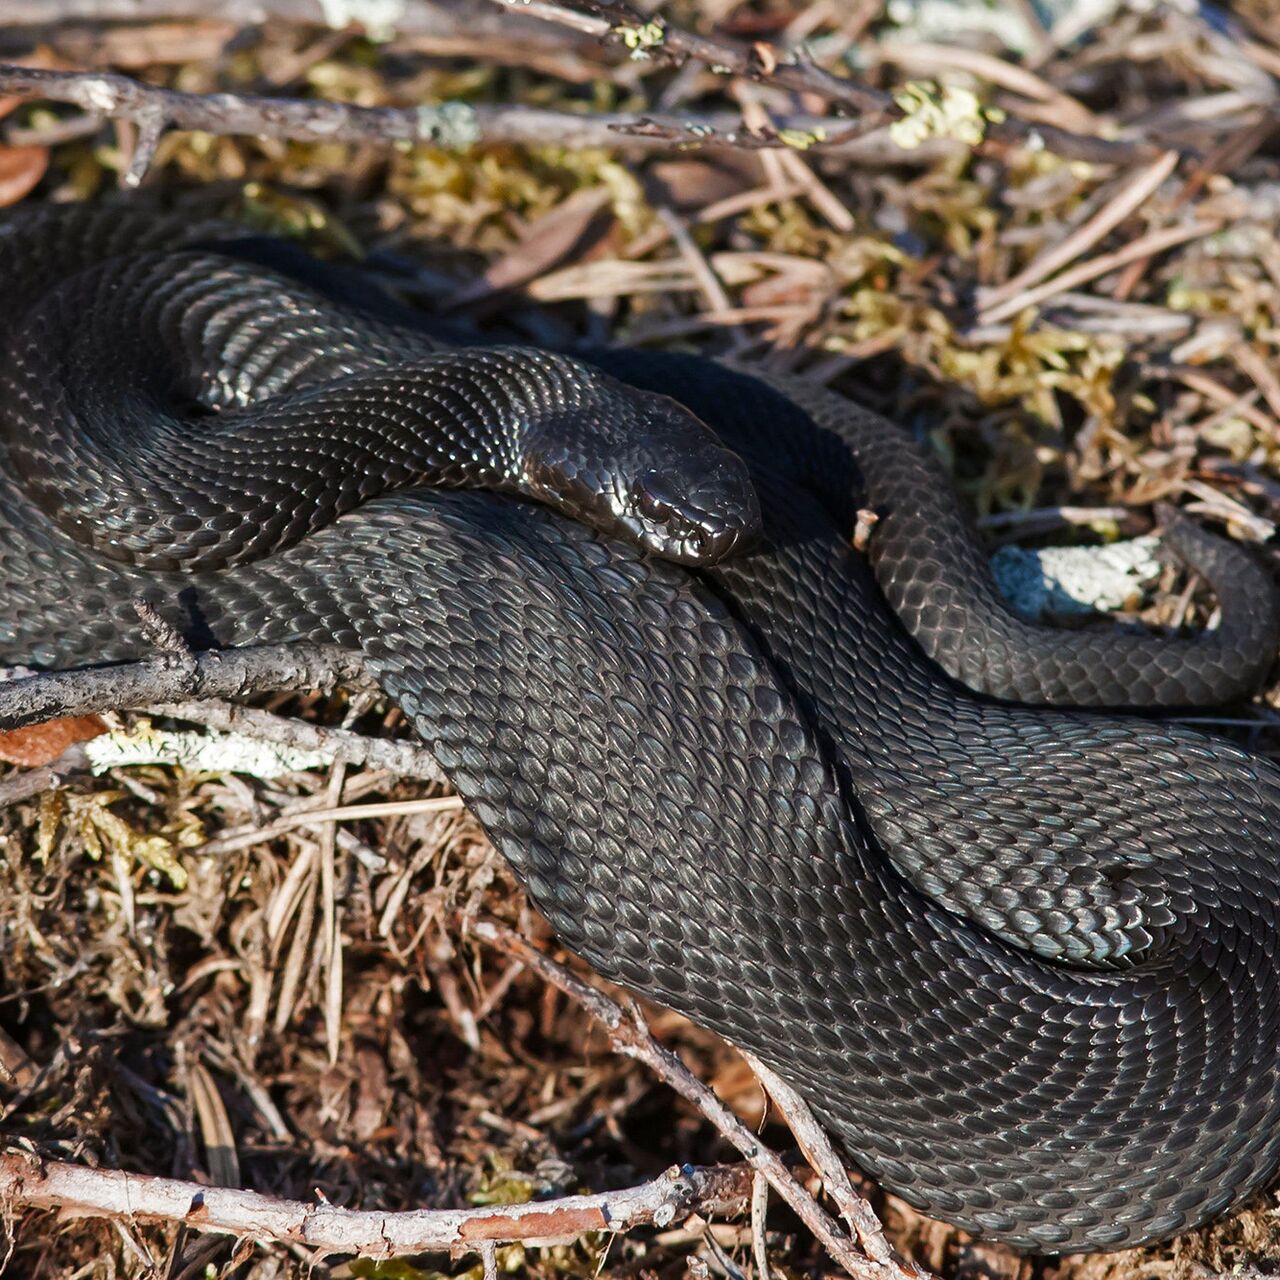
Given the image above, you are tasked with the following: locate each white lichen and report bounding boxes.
[414,101,482,151]
[317,0,405,42]
[85,719,330,779]
[991,535,1164,621]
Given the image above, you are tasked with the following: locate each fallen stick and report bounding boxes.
[0,643,368,732]
[0,1152,751,1258]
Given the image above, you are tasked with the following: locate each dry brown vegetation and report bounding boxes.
[2,1,1280,1277]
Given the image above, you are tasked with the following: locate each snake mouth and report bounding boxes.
[616,514,754,566]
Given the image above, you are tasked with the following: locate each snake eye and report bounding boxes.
[636,485,672,523]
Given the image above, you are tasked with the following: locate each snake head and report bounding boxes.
[521,376,762,567]
[621,459,761,565]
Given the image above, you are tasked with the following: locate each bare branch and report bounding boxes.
[0,668,451,806]
[0,62,897,186]
[0,644,368,732]
[0,4,1163,167]
[121,103,167,188]
[751,1172,771,1280]
[0,0,549,40]
[0,0,610,84]
[469,920,929,1280]
[0,1152,751,1257]
[0,62,518,155]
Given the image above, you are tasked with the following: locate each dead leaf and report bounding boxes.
[447,186,614,308]
[0,715,106,766]
[53,21,237,70]
[646,159,747,212]
[0,50,56,207]
[0,145,49,208]
[188,1061,242,1188]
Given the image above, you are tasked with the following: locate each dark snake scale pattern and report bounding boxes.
[4,203,1280,1253]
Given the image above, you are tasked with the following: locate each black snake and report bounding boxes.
[3,202,1280,1254]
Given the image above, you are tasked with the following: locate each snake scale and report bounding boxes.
[3,202,1280,1253]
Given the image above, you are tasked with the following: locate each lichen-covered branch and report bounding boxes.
[144,698,446,781]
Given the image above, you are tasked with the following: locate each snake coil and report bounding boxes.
[3,203,1280,1253]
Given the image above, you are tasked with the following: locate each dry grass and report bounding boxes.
[3,2,1280,1276]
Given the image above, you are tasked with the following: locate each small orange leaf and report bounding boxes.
[0,715,107,766]
[0,145,48,208]
[0,48,61,207]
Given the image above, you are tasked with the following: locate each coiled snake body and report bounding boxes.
[4,204,1280,1253]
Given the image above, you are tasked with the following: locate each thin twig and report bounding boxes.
[469,920,928,1280]
[0,744,92,808]
[1232,342,1280,424]
[196,795,464,858]
[658,206,732,314]
[0,1153,751,1257]
[743,1053,900,1268]
[751,1173,771,1280]
[977,220,1222,325]
[0,0,521,33]
[874,40,1101,135]
[977,150,1180,313]
[485,0,892,120]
